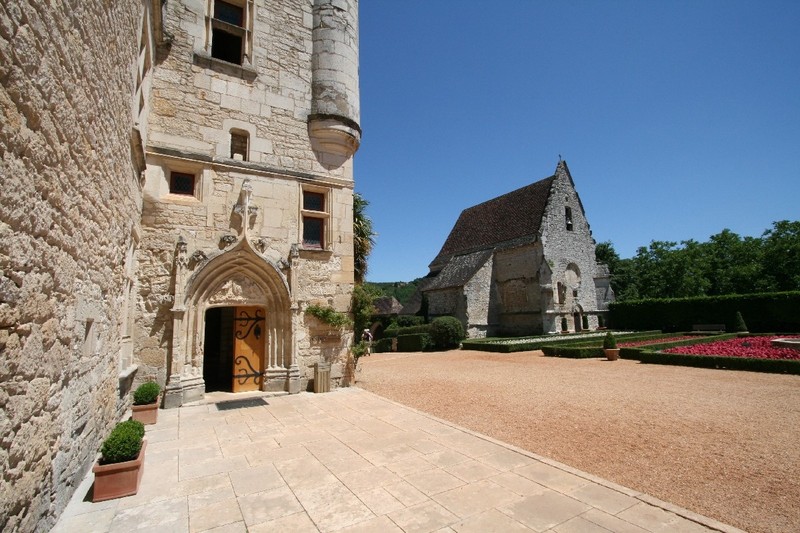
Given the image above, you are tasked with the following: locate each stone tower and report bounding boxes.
[137,0,362,407]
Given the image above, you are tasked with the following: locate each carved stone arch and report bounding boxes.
[166,239,296,405]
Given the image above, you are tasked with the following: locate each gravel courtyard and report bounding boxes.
[355,350,800,533]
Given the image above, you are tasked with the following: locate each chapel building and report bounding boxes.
[422,161,614,337]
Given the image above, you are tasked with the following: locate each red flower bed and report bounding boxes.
[663,336,800,360]
[619,336,694,348]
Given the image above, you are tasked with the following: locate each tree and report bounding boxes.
[353,192,377,284]
[761,220,800,291]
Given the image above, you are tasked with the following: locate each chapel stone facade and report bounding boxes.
[0,1,360,530]
[423,162,614,337]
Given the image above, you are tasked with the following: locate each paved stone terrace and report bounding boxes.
[53,388,740,533]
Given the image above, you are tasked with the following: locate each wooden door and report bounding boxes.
[232,306,265,392]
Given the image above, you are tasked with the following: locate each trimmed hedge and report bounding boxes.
[464,331,661,354]
[541,346,603,358]
[429,316,465,350]
[397,333,432,352]
[373,338,393,353]
[133,381,160,405]
[100,420,145,464]
[384,324,432,339]
[634,351,800,374]
[610,291,800,333]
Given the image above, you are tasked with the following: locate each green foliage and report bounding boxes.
[384,324,432,338]
[365,279,423,307]
[100,420,145,465]
[629,350,800,375]
[351,341,369,360]
[353,193,377,284]
[602,331,617,350]
[734,311,748,333]
[761,220,800,291]
[394,315,425,327]
[429,316,465,350]
[306,304,352,329]
[610,292,800,333]
[542,346,604,358]
[606,221,800,302]
[397,333,432,352]
[350,284,381,335]
[373,338,394,353]
[133,381,160,405]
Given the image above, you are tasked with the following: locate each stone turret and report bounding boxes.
[309,0,361,158]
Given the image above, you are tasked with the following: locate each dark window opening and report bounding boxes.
[214,1,243,25]
[230,131,248,160]
[573,289,578,298]
[211,1,245,65]
[170,172,196,196]
[212,29,243,64]
[303,191,325,212]
[565,206,573,231]
[303,217,324,249]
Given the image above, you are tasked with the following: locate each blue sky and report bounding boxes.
[354,1,800,282]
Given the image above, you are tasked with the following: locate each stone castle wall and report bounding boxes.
[0,2,143,531]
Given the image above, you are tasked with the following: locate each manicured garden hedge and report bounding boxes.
[373,338,393,353]
[633,351,800,374]
[609,291,800,333]
[541,346,604,358]
[397,333,432,352]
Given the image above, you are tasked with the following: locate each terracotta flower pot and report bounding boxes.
[131,401,158,425]
[604,348,620,361]
[92,439,146,502]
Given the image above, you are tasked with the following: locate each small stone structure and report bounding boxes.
[421,161,614,337]
[0,0,361,530]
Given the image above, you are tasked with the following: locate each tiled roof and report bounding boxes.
[373,296,403,316]
[425,250,493,291]
[429,175,555,270]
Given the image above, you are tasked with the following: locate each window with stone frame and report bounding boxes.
[169,171,197,196]
[207,0,254,65]
[301,190,329,250]
[230,130,249,161]
[565,206,573,231]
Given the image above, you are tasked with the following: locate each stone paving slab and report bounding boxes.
[53,388,743,533]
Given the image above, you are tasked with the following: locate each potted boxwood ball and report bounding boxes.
[603,331,620,361]
[131,381,161,425]
[92,419,146,501]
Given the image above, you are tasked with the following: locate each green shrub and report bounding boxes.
[373,338,394,353]
[394,315,425,327]
[351,341,369,360]
[429,316,465,350]
[384,324,432,339]
[634,351,800,375]
[602,332,617,350]
[133,382,160,405]
[610,291,800,333]
[734,311,749,332]
[542,346,604,358]
[100,420,145,464]
[397,333,432,352]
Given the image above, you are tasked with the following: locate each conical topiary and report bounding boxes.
[734,311,749,333]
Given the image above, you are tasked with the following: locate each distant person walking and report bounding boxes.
[361,328,373,356]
